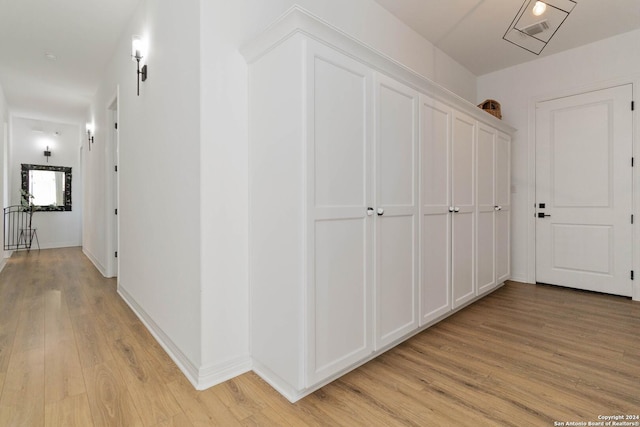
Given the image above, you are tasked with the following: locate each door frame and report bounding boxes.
[526,77,639,301]
[106,88,120,280]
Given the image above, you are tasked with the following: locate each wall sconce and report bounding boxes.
[86,123,94,151]
[132,35,148,96]
[503,0,576,55]
[44,146,51,162]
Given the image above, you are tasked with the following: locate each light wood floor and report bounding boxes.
[0,247,638,426]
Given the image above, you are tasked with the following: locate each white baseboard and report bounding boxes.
[82,247,108,277]
[509,274,531,284]
[118,286,251,390]
[0,256,7,274]
[38,241,82,250]
[195,355,253,391]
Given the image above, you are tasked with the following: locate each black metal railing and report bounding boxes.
[3,205,39,251]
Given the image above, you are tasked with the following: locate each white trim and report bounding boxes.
[82,246,108,277]
[37,241,82,250]
[105,90,119,279]
[239,6,514,136]
[196,356,253,391]
[118,286,252,390]
[0,255,7,273]
[255,282,507,403]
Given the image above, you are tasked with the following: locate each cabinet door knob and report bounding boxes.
[494,206,502,211]
[367,207,374,216]
[377,208,384,216]
[454,207,460,213]
[449,206,455,213]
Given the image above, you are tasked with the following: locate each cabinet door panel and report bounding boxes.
[375,75,418,348]
[314,55,367,208]
[452,212,475,306]
[377,215,416,345]
[307,41,373,385]
[452,114,475,207]
[421,213,451,324]
[420,96,452,325]
[496,132,511,283]
[477,211,495,294]
[477,125,496,295]
[378,80,416,206]
[313,219,368,377]
[451,112,476,307]
[421,99,450,208]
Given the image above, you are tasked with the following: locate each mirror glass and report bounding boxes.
[21,164,72,211]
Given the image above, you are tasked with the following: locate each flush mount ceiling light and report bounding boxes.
[503,0,576,55]
[532,1,547,16]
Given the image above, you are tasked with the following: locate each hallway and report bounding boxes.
[0,248,639,426]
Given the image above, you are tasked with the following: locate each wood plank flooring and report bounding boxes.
[0,247,638,426]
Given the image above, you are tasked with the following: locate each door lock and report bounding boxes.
[537,212,551,218]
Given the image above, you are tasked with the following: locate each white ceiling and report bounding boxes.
[0,0,141,123]
[374,0,640,76]
[1,1,639,123]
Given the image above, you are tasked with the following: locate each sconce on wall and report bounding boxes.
[132,35,148,96]
[503,0,576,55]
[44,146,51,162]
[86,123,94,151]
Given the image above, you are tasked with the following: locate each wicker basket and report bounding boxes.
[477,99,502,120]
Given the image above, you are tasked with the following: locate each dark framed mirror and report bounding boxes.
[21,164,72,211]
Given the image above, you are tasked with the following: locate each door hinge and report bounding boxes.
[631,270,634,280]
[632,157,635,167]
[632,214,634,224]
[115,251,118,258]
[115,122,118,129]
[632,101,635,111]
[115,208,118,215]
[115,165,118,172]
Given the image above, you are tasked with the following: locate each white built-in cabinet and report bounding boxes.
[420,99,478,324]
[306,41,373,385]
[374,74,419,350]
[242,7,513,403]
[477,124,512,295]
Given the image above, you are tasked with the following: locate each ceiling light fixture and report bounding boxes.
[532,1,547,16]
[132,35,148,96]
[503,0,576,55]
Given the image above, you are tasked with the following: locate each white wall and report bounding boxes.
[86,0,203,377]
[477,29,640,297]
[9,116,82,249]
[0,85,7,267]
[198,0,480,386]
[84,0,481,389]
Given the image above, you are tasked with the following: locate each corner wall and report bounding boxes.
[0,85,7,268]
[477,29,640,300]
[85,0,203,378]
[198,0,480,385]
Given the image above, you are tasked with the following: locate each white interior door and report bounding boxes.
[374,73,418,349]
[307,41,373,384]
[535,84,633,296]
